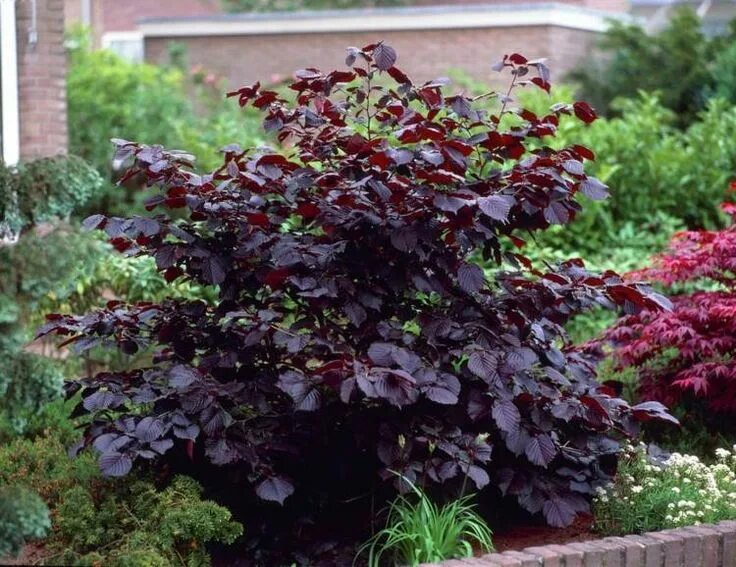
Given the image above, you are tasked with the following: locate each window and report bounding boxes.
[102,32,144,63]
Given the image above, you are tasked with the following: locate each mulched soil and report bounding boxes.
[1,543,53,566]
[11,516,598,565]
[491,514,596,552]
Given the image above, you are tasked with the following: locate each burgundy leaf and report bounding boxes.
[256,475,295,505]
[478,195,514,222]
[458,263,485,294]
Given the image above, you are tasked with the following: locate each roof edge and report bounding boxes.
[137,2,638,36]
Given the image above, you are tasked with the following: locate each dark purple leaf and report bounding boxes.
[256,475,294,504]
[373,43,397,71]
[478,195,514,222]
[458,263,485,294]
[580,177,609,200]
[492,400,520,434]
[99,452,133,477]
[526,434,557,467]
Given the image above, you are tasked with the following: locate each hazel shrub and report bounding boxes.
[593,442,736,536]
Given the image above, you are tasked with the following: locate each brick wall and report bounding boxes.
[65,0,222,48]
[421,520,736,566]
[144,26,597,89]
[16,0,68,159]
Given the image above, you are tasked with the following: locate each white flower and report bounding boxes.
[672,487,681,494]
[632,486,643,494]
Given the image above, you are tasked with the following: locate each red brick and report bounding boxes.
[521,546,562,567]
[17,0,68,159]
[144,26,598,91]
[623,535,663,567]
[683,526,721,566]
[646,531,683,567]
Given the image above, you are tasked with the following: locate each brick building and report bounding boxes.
[139,3,628,87]
[64,0,222,58]
[0,0,67,164]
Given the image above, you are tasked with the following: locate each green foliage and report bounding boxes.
[0,486,50,558]
[712,37,736,104]
[66,30,268,215]
[556,94,736,230]
[67,42,191,180]
[357,481,493,566]
[0,432,100,507]
[0,156,101,238]
[54,476,243,567]
[570,8,725,126]
[0,429,242,566]
[0,225,102,323]
[593,443,736,536]
[0,353,63,434]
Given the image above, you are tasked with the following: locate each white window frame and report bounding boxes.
[0,0,20,166]
[101,31,144,62]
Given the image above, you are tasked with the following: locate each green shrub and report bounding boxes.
[54,476,243,567]
[0,486,50,558]
[570,8,727,126]
[594,443,736,536]
[0,353,63,435]
[67,42,191,180]
[357,481,493,567]
[0,431,242,565]
[0,156,101,238]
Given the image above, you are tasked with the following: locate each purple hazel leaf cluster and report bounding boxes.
[40,43,672,529]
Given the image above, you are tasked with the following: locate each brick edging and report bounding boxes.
[420,520,736,566]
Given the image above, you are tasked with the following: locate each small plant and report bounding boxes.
[593,442,736,536]
[53,475,243,567]
[0,429,242,566]
[0,486,50,558]
[357,478,492,566]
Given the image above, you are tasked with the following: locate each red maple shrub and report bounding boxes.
[595,201,736,416]
[39,44,672,555]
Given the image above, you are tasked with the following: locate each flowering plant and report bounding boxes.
[594,442,736,535]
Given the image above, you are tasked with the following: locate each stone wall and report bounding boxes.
[422,520,736,566]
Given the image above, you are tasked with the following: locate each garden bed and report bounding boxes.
[424,520,736,566]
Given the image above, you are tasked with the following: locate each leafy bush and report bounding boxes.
[54,475,242,566]
[0,156,101,239]
[67,42,191,181]
[42,46,674,557]
[553,94,736,231]
[570,8,727,126]
[0,486,50,558]
[592,201,736,420]
[0,159,101,433]
[0,354,63,434]
[454,78,728,246]
[593,442,736,535]
[358,480,492,566]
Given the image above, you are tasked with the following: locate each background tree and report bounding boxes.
[569,8,730,126]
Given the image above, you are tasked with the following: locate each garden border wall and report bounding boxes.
[421,520,736,566]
